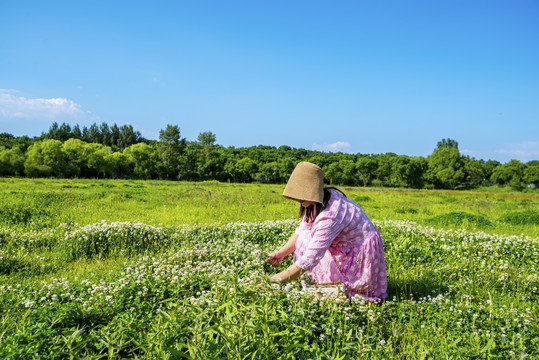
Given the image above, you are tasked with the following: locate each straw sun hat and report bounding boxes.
[282,161,324,204]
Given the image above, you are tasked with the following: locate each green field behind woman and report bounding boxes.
[0,177,537,359]
[1,177,537,236]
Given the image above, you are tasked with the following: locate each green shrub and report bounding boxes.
[425,212,492,228]
[499,210,539,225]
[394,207,418,214]
[0,250,56,275]
[0,204,46,225]
[64,221,173,259]
[351,195,371,203]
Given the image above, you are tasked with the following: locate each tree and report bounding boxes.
[44,122,71,141]
[198,145,225,181]
[426,147,465,189]
[197,131,216,146]
[406,157,427,189]
[225,157,257,182]
[277,158,296,183]
[62,138,87,177]
[357,156,378,187]
[0,133,15,148]
[58,123,72,141]
[390,156,410,188]
[85,123,101,143]
[118,125,142,148]
[483,160,501,184]
[524,160,539,188]
[389,155,427,188]
[123,143,158,179]
[110,151,133,178]
[81,126,89,141]
[158,125,184,179]
[340,159,358,186]
[436,138,459,150]
[100,123,112,146]
[307,154,329,169]
[41,139,67,176]
[43,122,58,139]
[491,160,527,190]
[0,133,33,152]
[24,143,51,177]
[0,146,12,176]
[178,143,204,180]
[110,124,121,147]
[8,147,26,176]
[72,125,82,139]
[24,140,66,177]
[85,143,112,178]
[463,156,486,188]
[237,157,258,182]
[260,161,280,183]
[374,154,395,187]
[324,162,346,185]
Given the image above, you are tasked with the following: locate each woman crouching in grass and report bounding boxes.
[265,161,387,302]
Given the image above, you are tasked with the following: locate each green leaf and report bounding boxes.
[480,338,495,353]
[165,346,189,359]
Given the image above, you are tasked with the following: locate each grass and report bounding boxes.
[0,178,297,227]
[424,211,493,229]
[0,177,537,358]
[499,210,539,225]
[0,177,537,236]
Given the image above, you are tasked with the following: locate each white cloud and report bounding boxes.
[0,89,97,123]
[462,141,539,163]
[312,141,352,153]
[495,141,539,158]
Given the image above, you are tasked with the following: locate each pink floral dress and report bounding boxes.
[294,189,388,302]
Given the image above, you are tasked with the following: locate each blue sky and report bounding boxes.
[1,1,538,163]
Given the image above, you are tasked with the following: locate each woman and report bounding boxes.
[266,161,388,302]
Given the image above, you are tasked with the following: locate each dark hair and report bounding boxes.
[299,187,347,223]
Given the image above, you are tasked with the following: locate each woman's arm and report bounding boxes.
[269,263,304,284]
[280,233,298,257]
[294,198,348,272]
[265,233,298,265]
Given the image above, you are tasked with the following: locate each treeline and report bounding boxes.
[1,122,144,151]
[0,122,538,191]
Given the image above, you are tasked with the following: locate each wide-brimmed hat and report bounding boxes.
[283,161,324,204]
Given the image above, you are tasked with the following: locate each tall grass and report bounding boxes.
[0,219,537,358]
[0,178,537,236]
[0,178,537,358]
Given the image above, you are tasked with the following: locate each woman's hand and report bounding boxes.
[268,274,283,283]
[265,251,285,266]
[256,274,282,287]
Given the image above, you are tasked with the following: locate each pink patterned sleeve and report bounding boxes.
[295,201,348,271]
[294,220,310,235]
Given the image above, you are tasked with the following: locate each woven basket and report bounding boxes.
[306,281,348,301]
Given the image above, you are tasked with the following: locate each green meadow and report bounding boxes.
[0,178,537,359]
[1,177,537,236]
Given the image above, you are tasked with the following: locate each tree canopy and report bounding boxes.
[0,123,536,191]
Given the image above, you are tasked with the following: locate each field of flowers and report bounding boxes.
[1,217,537,359]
